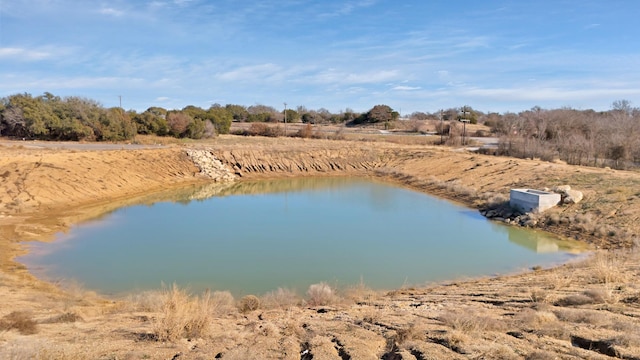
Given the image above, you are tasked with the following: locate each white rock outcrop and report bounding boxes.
[185,149,236,182]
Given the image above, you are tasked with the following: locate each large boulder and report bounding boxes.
[563,189,584,204]
[552,185,583,204]
[552,185,572,193]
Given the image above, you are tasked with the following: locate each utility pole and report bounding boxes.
[283,102,287,136]
[119,95,122,109]
[439,109,444,144]
[459,106,470,146]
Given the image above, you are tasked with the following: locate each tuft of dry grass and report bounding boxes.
[152,284,213,341]
[438,311,504,334]
[0,311,38,335]
[209,290,236,315]
[238,295,261,313]
[343,280,378,305]
[395,323,426,345]
[546,270,574,290]
[583,287,619,304]
[262,287,299,309]
[444,180,477,197]
[306,282,337,306]
[529,288,551,303]
[525,350,558,360]
[126,290,165,312]
[40,312,83,324]
[517,309,557,328]
[555,293,595,306]
[474,343,520,360]
[517,309,569,340]
[481,192,509,208]
[553,308,611,326]
[589,252,630,284]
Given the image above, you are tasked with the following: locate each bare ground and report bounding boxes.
[0,135,639,359]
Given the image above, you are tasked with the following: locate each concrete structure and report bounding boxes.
[510,189,561,213]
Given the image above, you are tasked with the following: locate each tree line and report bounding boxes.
[483,103,638,169]
[1,92,637,169]
[407,102,640,169]
[0,93,399,141]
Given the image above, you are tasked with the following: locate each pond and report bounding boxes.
[18,177,585,296]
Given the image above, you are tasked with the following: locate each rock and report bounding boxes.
[551,185,583,204]
[185,149,237,182]
[553,185,571,193]
[563,189,584,204]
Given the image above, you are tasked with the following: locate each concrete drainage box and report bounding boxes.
[510,189,561,213]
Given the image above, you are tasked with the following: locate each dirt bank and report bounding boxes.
[0,136,639,359]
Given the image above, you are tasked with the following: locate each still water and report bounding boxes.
[19,178,584,296]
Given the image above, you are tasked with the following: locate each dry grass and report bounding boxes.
[306,282,337,306]
[473,343,520,360]
[482,192,509,208]
[152,284,213,341]
[517,308,557,328]
[611,332,640,348]
[208,290,236,315]
[395,323,426,344]
[343,280,378,305]
[261,287,299,309]
[517,309,569,340]
[555,293,597,306]
[546,270,574,290]
[237,295,261,313]
[439,329,470,351]
[40,312,83,324]
[0,339,90,360]
[529,288,551,303]
[437,311,505,334]
[553,308,612,326]
[525,350,558,360]
[554,286,623,306]
[221,346,264,360]
[589,252,630,284]
[0,311,38,335]
[126,290,165,312]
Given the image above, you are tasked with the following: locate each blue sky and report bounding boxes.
[1,0,639,114]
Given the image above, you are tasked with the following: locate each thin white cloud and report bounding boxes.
[318,0,377,18]
[463,86,640,102]
[215,63,282,82]
[0,75,145,90]
[306,69,400,85]
[392,86,421,91]
[0,47,53,61]
[155,96,170,102]
[99,7,125,17]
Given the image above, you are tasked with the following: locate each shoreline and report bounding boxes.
[13,176,591,299]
